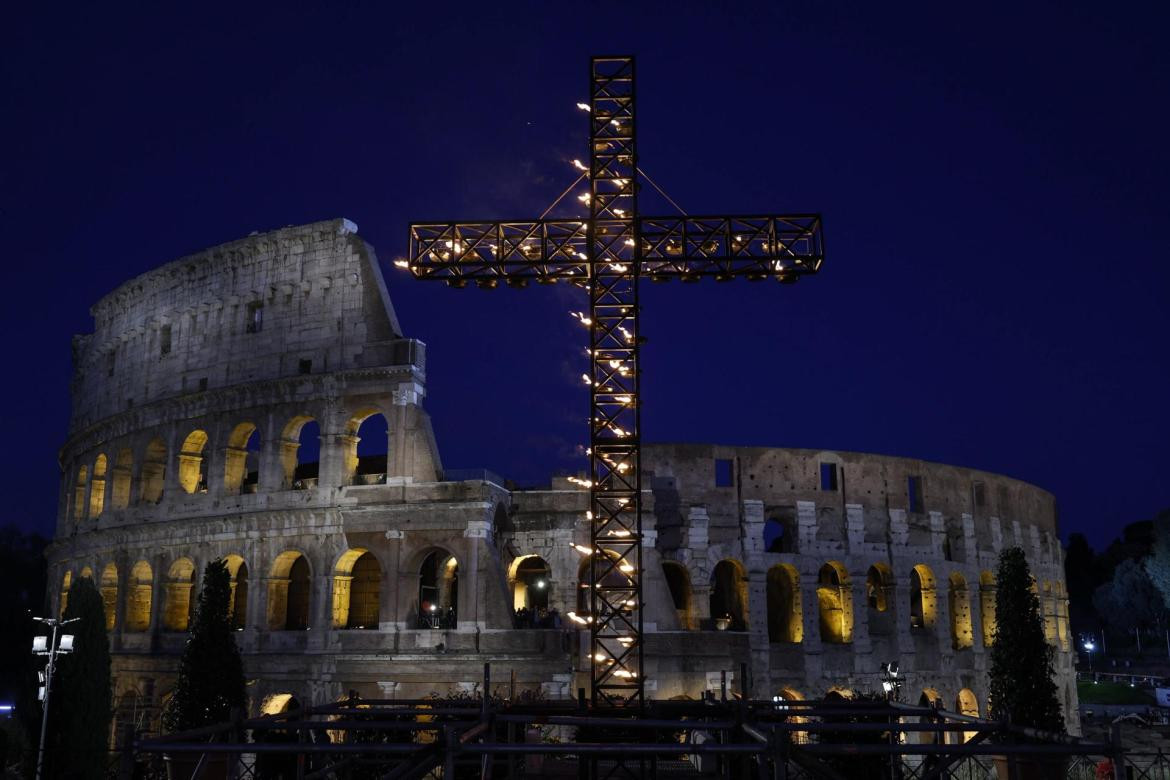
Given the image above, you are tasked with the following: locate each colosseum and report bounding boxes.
[46,218,1079,735]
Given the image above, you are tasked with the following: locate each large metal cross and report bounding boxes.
[404,56,823,706]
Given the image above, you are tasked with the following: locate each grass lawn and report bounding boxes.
[1078,680,1155,705]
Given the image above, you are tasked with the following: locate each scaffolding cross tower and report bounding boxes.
[405,55,824,706]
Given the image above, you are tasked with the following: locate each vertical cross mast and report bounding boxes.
[588,56,643,705]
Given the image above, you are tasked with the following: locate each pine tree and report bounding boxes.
[988,547,1064,732]
[50,575,112,780]
[162,559,247,732]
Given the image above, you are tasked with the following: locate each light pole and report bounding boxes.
[32,616,78,780]
[880,662,904,780]
[1083,637,1096,673]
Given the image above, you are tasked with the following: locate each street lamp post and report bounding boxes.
[32,616,78,780]
[1083,637,1096,673]
[880,662,904,780]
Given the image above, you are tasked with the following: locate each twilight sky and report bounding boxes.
[2,1,1166,547]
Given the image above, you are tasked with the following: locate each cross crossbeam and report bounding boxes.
[407,214,823,285]
[403,55,824,708]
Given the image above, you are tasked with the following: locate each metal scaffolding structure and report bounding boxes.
[127,664,1131,780]
[404,55,824,707]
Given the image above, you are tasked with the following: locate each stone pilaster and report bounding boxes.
[961,513,977,564]
[889,509,909,548]
[928,511,945,556]
[846,504,865,555]
[687,506,711,623]
[797,500,818,553]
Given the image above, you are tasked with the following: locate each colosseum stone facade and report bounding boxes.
[47,218,1079,735]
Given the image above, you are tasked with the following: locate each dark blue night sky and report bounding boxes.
[3,1,1166,547]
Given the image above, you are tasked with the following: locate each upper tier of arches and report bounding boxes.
[62,406,396,527]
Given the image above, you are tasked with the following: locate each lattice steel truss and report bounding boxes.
[405,55,825,706]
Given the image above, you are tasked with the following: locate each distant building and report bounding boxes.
[47,219,1079,735]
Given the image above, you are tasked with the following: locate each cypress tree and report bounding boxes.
[50,575,112,780]
[162,559,247,733]
[988,547,1064,732]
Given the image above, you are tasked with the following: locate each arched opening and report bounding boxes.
[662,561,694,630]
[281,416,319,489]
[910,564,937,631]
[223,423,261,495]
[709,560,748,631]
[979,571,996,646]
[111,449,133,509]
[126,560,153,632]
[60,571,72,618]
[817,561,853,644]
[345,410,389,485]
[140,438,167,504]
[113,690,145,748]
[763,514,797,553]
[419,550,459,628]
[178,430,209,494]
[72,465,88,521]
[918,689,943,745]
[774,687,807,743]
[89,454,108,517]
[333,549,381,629]
[766,564,802,643]
[223,555,249,630]
[510,555,551,620]
[163,558,194,632]
[956,689,980,742]
[100,563,119,630]
[268,552,311,630]
[866,564,892,612]
[949,572,973,650]
[260,693,301,715]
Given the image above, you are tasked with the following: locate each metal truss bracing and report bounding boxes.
[404,55,825,708]
[587,55,642,708]
[407,214,823,284]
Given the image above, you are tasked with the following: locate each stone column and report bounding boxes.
[799,567,824,682]
[162,425,181,498]
[317,433,355,491]
[928,511,945,556]
[149,552,166,648]
[891,574,915,670]
[796,501,817,553]
[741,500,771,697]
[889,509,909,549]
[111,553,127,651]
[846,504,865,555]
[260,411,288,491]
[308,567,334,649]
[990,516,1003,552]
[851,568,873,673]
[961,514,977,565]
[686,506,711,624]
[462,520,490,630]
[639,518,671,632]
[384,530,404,630]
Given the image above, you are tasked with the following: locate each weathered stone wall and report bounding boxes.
[46,220,1078,738]
[71,219,402,433]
